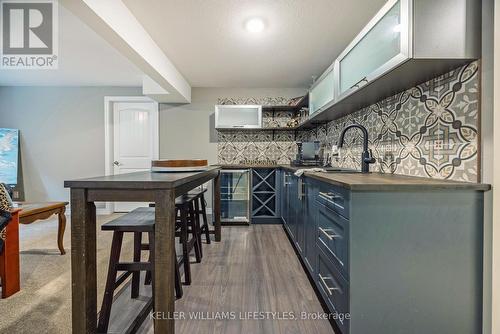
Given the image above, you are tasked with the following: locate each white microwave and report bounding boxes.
[215,105,262,129]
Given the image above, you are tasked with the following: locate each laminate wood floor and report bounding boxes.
[108,225,336,334]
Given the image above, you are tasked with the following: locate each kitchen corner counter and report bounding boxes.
[216,164,491,191]
[300,171,491,191]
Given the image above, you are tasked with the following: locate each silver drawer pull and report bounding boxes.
[319,191,340,201]
[319,227,341,240]
[283,173,291,186]
[319,274,340,296]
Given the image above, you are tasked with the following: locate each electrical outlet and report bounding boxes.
[13,191,19,199]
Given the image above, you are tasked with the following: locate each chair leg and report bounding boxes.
[193,200,203,259]
[98,231,123,333]
[189,202,202,263]
[174,250,183,299]
[132,232,142,298]
[144,232,153,285]
[144,254,152,286]
[200,194,211,244]
[148,231,155,308]
[180,205,192,285]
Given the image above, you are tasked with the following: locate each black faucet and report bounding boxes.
[338,123,375,173]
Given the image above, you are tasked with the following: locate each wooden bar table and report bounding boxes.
[64,166,221,333]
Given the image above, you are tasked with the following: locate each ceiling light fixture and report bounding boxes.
[245,18,265,33]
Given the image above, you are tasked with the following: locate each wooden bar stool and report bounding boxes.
[175,197,201,285]
[97,208,182,334]
[150,195,202,285]
[189,188,211,245]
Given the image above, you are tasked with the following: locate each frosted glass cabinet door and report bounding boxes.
[215,105,262,129]
[337,0,410,100]
[309,64,335,115]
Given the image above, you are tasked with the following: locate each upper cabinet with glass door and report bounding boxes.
[309,62,335,115]
[301,0,479,126]
[335,0,410,102]
[215,105,262,129]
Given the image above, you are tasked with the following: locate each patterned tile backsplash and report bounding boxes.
[218,130,298,164]
[217,61,480,182]
[217,97,301,164]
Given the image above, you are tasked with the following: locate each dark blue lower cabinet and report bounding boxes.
[280,173,484,334]
[288,174,298,241]
[317,200,349,278]
[296,177,305,253]
[303,178,318,274]
[281,174,315,262]
[317,245,350,334]
[281,175,350,333]
[281,171,292,234]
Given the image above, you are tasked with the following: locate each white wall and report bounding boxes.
[0,86,142,203]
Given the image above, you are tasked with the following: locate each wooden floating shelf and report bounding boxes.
[261,95,309,112]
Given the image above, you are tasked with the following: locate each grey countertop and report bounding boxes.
[217,164,491,191]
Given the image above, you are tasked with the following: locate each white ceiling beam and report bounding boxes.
[60,0,191,103]
[142,76,175,103]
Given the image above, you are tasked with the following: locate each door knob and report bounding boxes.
[113,161,120,166]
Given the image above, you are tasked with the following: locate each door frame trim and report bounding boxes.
[104,96,159,213]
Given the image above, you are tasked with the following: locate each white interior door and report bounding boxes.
[113,101,159,212]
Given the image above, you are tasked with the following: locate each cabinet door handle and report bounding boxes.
[298,178,305,200]
[349,76,368,90]
[283,173,291,186]
[319,192,340,201]
[319,274,340,296]
[319,227,341,240]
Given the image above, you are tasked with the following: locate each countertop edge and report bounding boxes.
[217,164,491,192]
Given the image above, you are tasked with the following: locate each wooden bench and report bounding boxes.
[0,208,21,298]
[14,202,68,255]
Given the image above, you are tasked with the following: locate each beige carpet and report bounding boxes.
[0,214,133,334]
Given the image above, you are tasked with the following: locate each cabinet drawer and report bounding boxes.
[317,202,349,277]
[316,184,350,219]
[317,247,350,334]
